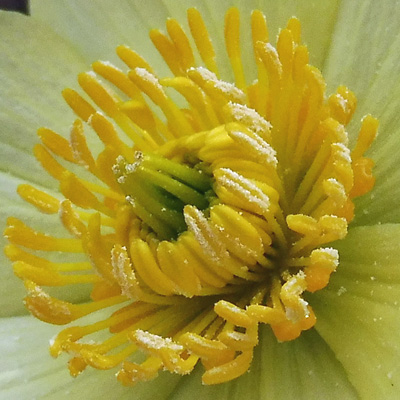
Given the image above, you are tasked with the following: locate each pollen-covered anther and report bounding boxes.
[328,85,357,126]
[287,214,347,255]
[350,114,379,198]
[280,271,309,323]
[129,330,198,375]
[117,358,163,386]
[187,67,247,106]
[304,247,339,292]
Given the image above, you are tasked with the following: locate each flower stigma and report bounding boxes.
[4,7,378,386]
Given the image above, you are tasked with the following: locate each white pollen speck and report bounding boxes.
[337,286,347,296]
[227,102,272,135]
[135,67,162,90]
[191,66,218,81]
[99,60,119,69]
[126,196,135,207]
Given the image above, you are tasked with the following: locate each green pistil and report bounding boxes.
[114,152,213,241]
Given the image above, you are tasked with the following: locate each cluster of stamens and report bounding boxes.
[4,7,377,385]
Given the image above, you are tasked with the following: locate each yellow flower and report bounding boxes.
[1,1,400,399]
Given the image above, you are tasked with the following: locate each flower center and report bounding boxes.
[4,7,378,386]
[113,151,214,241]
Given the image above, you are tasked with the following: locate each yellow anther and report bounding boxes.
[62,88,96,122]
[209,204,264,264]
[350,157,375,198]
[89,112,133,161]
[187,8,218,75]
[214,300,254,328]
[318,214,347,242]
[224,103,272,141]
[111,244,167,303]
[129,67,194,137]
[251,9,269,114]
[218,325,258,352]
[78,72,120,116]
[286,17,301,44]
[187,67,246,106]
[59,172,113,217]
[84,213,117,282]
[130,330,197,375]
[280,272,308,322]
[304,248,338,292]
[78,72,155,150]
[92,60,140,99]
[226,122,277,167]
[70,119,97,172]
[24,280,126,325]
[161,76,220,130]
[328,85,357,126]
[179,332,235,364]
[292,44,309,82]
[150,29,185,76]
[256,41,283,93]
[116,45,154,72]
[175,234,230,287]
[156,240,201,297]
[352,114,379,160]
[129,239,177,296]
[214,167,270,214]
[17,184,59,214]
[271,306,316,342]
[251,10,268,51]
[59,200,87,238]
[37,127,75,162]
[277,28,294,75]
[13,261,100,286]
[34,143,67,180]
[246,305,285,324]
[5,217,83,252]
[183,204,229,262]
[117,358,163,386]
[202,351,253,385]
[287,214,320,236]
[166,18,195,71]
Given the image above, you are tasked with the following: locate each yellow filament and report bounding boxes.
[187,8,218,75]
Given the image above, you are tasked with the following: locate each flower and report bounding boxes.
[1,0,400,399]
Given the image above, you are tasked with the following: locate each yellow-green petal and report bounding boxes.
[0,315,182,400]
[311,224,400,399]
